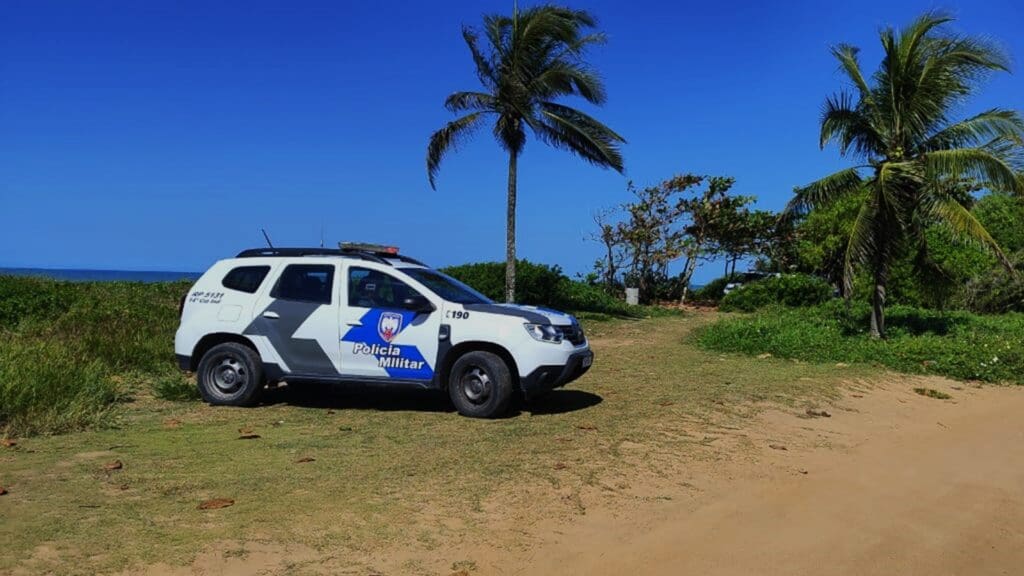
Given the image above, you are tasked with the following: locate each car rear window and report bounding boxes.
[271,264,334,304]
[221,266,271,294]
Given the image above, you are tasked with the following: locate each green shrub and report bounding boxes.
[554,278,639,315]
[955,254,1024,314]
[0,276,192,435]
[441,260,563,304]
[0,337,122,436]
[697,301,1024,384]
[441,259,650,316]
[719,274,833,312]
[0,275,78,328]
[689,274,742,303]
[40,281,188,372]
[152,372,201,401]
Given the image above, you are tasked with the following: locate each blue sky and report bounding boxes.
[2,0,1021,283]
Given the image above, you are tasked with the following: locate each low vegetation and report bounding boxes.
[698,300,1024,384]
[914,387,952,400]
[719,274,832,312]
[441,259,672,317]
[0,276,192,435]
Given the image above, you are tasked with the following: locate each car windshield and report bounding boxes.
[401,268,492,304]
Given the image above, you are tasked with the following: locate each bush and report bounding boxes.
[697,300,1024,384]
[719,274,833,312]
[957,254,1024,314]
[555,279,637,315]
[441,260,564,305]
[441,259,648,316]
[0,337,122,436]
[688,274,742,303]
[0,275,77,328]
[0,276,193,436]
[152,372,201,401]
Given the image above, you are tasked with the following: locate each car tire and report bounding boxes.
[448,351,514,418]
[196,342,265,406]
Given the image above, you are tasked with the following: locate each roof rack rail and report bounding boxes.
[235,247,387,264]
[234,246,426,267]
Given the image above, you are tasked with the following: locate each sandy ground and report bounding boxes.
[506,378,1024,576]
[132,376,1024,575]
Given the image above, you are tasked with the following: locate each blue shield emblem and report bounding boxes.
[378,311,403,343]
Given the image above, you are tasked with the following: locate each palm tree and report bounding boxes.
[427,4,625,303]
[785,11,1024,338]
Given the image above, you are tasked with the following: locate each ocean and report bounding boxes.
[0,267,201,283]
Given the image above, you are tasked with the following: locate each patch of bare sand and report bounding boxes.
[128,376,1024,575]
[498,377,1024,575]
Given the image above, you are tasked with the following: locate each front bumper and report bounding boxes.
[520,348,593,400]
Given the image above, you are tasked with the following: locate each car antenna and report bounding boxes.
[261,228,274,248]
[320,222,324,248]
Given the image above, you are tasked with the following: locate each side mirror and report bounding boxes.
[401,295,434,314]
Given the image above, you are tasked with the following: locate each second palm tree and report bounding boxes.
[427,5,625,303]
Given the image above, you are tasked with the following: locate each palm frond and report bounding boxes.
[830,44,875,109]
[532,102,625,171]
[820,91,883,157]
[517,6,596,49]
[444,91,497,113]
[842,195,879,296]
[785,167,866,218]
[530,60,606,103]
[461,27,497,89]
[426,112,485,189]
[898,10,954,67]
[927,196,1013,270]
[922,109,1024,151]
[925,147,1023,193]
[556,32,607,58]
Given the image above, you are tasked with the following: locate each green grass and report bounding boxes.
[0,276,191,436]
[0,312,861,575]
[696,300,1024,384]
[914,387,952,400]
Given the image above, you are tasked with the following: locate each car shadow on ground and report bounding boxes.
[261,383,602,417]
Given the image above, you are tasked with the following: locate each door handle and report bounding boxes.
[262,311,280,320]
[345,320,362,326]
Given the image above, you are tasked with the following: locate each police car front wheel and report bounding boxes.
[448,351,513,418]
[196,342,265,406]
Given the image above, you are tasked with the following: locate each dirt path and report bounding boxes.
[120,374,1024,576]
[510,380,1024,576]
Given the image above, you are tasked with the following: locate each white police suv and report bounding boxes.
[174,243,593,418]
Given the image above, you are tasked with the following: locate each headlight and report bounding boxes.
[524,323,563,344]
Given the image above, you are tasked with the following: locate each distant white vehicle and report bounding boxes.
[174,243,592,418]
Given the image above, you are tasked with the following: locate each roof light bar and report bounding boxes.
[338,241,399,255]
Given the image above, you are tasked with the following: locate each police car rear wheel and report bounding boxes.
[196,342,264,406]
[448,351,513,418]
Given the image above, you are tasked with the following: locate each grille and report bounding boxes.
[556,323,586,346]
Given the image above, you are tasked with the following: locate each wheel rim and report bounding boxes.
[207,354,248,394]
[460,366,491,405]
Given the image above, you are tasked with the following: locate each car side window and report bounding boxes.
[348,267,422,308]
[271,264,334,304]
[221,266,271,294]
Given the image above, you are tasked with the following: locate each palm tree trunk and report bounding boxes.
[870,263,888,339]
[505,151,518,303]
